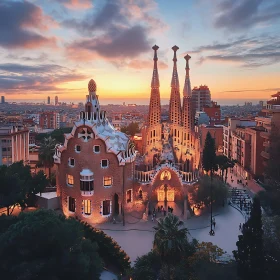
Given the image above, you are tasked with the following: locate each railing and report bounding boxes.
[134,170,154,182]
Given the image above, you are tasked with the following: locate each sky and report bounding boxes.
[0,0,280,104]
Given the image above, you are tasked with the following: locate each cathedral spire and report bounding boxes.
[183,54,191,97]
[169,45,182,125]
[151,45,159,88]
[182,54,194,130]
[171,45,179,89]
[148,45,161,126]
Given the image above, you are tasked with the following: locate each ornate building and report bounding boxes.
[136,46,200,216]
[54,79,137,224]
[54,45,200,224]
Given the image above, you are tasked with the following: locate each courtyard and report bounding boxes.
[94,203,244,266]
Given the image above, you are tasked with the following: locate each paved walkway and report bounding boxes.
[94,203,244,265]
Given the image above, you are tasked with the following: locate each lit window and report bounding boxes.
[102,200,111,215]
[82,200,91,215]
[103,176,112,187]
[68,196,75,212]
[67,174,74,186]
[94,145,100,153]
[101,159,109,168]
[126,189,132,203]
[69,158,75,167]
[75,145,81,152]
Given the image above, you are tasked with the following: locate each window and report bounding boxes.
[94,145,100,153]
[69,158,75,167]
[103,176,112,187]
[67,174,74,186]
[75,145,81,152]
[80,180,93,191]
[126,189,132,203]
[82,200,91,215]
[68,197,75,212]
[101,159,109,168]
[102,200,111,215]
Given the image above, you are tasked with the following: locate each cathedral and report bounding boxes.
[134,45,200,217]
[54,45,200,224]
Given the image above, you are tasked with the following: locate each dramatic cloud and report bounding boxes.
[0,1,57,49]
[52,0,93,9]
[189,35,280,68]
[213,0,280,30]
[127,59,168,70]
[63,0,166,64]
[0,63,88,94]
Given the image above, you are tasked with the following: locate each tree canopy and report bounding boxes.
[202,132,217,174]
[121,122,140,137]
[0,161,49,214]
[0,210,103,280]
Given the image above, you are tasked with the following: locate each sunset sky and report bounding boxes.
[0,0,280,104]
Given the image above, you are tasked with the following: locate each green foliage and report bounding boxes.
[36,127,72,144]
[233,197,265,280]
[120,122,140,136]
[202,132,217,174]
[190,176,228,207]
[153,214,189,265]
[38,136,56,176]
[0,210,103,280]
[258,189,280,215]
[131,251,161,280]
[81,222,131,273]
[0,162,49,213]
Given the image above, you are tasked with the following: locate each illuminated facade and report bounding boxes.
[135,46,200,217]
[54,79,137,224]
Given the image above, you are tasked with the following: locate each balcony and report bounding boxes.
[261,151,270,159]
[260,131,270,139]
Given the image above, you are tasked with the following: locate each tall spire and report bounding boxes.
[182,54,194,130]
[148,45,161,126]
[171,45,179,89]
[169,45,182,125]
[151,45,159,88]
[183,54,191,97]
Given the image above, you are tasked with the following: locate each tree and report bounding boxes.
[0,162,49,213]
[38,136,56,177]
[202,132,217,235]
[36,127,72,144]
[153,213,189,279]
[0,210,103,280]
[233,197,265,280]
[216,155,228,181]
[121,122,140,137]
[190,176,228,207]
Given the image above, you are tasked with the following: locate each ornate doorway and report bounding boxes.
[157,185,174,202]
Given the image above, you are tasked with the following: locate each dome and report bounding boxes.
[88,79,97,92]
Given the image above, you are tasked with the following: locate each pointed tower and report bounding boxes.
[148,45,161,126]
[169,45,182,125]
[182,54,194,131]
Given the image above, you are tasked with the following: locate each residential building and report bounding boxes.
[55,96,58,106]
[192,85,211,112]
[203,101,221,125]
[0,126,29,166]
[47,96,50,105]
[1,96,5,104]
[36,112,60,129]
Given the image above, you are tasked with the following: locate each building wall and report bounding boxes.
[57,126,135,224]
[200,125,223,155]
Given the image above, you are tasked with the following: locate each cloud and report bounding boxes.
[126,59,168,70]
[0,63,88,94]
[189,35,280,68]
[213,0,280,30]
[0,1,57,49]
[63,0,166,64]
[52,0,93,9]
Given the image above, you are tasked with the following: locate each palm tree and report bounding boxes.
[38,136,56,178]
[153,214,189,279]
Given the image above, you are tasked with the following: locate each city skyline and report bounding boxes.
[0,0,280,102]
